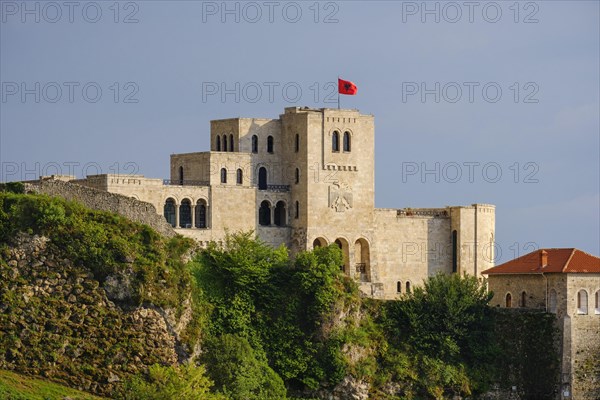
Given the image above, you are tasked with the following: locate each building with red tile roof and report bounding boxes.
[482,248,600,399]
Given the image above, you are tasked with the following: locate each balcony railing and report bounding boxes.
[264,184,290,192]
[163,179,209,186]
[397,209,448,217]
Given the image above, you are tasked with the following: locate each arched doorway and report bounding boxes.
[258,167,267,190]
[274,201,286,227]
[354,238,371,282]
[259,201,271,226]
[334,238,350,275]
[179,199,192,228]
[164,198,176,227]
[195,199,207,228]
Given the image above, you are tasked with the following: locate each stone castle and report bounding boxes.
[71,107,495,299]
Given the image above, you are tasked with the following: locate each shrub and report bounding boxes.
[122,363,222,400]
[201,334,286,400]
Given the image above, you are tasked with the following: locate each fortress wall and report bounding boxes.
[373,208,452,299]
[450,204,495,277]
[487,274,547,309]
[566,274,600,399]
[24,179,176,238]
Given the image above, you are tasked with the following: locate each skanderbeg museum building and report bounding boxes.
[72,107,496,299]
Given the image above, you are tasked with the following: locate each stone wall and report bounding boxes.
[487,274,547,309]
[486,273,600,399]
[23,179,176,238]
[373,208,452,299]
[0,233,183,396]
[566,273,600,399]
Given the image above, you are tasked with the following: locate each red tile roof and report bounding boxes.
[482,248,600,275]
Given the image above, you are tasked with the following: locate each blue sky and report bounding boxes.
[1,1,599,261]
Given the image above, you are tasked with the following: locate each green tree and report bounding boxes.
[385,273,497,397]
[121,363,223,400]
[201,334,287,400]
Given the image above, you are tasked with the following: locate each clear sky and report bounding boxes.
[1,1,598,262]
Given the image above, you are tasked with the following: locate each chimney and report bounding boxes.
[540,250,548,268]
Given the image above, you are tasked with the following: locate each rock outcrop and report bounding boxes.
[0,233,186,396]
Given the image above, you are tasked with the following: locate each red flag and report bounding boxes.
[338,78,357,95]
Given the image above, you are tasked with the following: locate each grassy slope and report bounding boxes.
[0,369,106,400]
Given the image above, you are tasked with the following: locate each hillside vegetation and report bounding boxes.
[0,188,559,399]
[0,369,105,400]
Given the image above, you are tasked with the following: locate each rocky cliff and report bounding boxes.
[0,233,189,395]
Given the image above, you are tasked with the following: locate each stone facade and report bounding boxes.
[486,264,600,399]
[68,107,495,299]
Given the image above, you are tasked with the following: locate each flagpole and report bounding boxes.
[337,76,340,109]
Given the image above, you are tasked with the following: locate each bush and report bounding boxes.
[382,273,497,397]
[201,334,286,400]
[0,182,25,194]
[122,363,222,400]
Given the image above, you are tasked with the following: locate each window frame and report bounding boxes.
[577,290,588,315]
[251,135,258,153]
[332,131,340,152]
[343,131,351,152]
[267,135,274,154]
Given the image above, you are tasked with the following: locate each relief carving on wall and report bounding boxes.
[329,182,353,212]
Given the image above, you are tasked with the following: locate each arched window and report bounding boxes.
[332,131,340,152]
[267,136,274,153]
[295,134,299,152]
[258,167,267,190]
[252,135,258,153]
[577,290,588,314]
[295,168,300,184]
[521,291,527,308]
[313,237,327,248]
[236,169,243,185]
[220,168,227,184]
[549,289,557,313]
[229,134,234,151]
[295,200,299,219]
[405,281,411,294]
[216,136,221,151]
[505,293,512,308]
[343,131,351,152]
[397,281,402,293]
[274,201,286,227]
[195,199,207,228]
[178,166,184,185]
[223,135,228,152]
[259,201,271,226]
[179,199,192,228]
[164,198,176,227]
[595,291,600,314]
[451,230,458,273]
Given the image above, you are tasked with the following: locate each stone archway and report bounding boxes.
[354,238,371,282]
